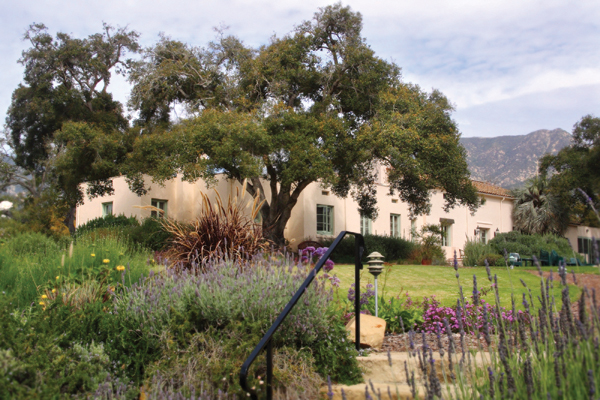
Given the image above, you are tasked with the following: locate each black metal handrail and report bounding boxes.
[239,231,365,400]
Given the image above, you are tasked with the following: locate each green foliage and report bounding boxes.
[76,214,140,234]
[76,216,172,251]
[6,23,138,172]
[409,224,447,264]
[0,232,149,307]
[541,114,600,227]
[489,231,576,259]
[366,296,423,333]
[126,217,171,251]
[322,234,416,264]
[477,253,504,267]
[311,318,362,385]
[512,175,569,235]
[125,4,479,245]
[462,238,495,266]
[0,295,137,399]
[3,231,58,255]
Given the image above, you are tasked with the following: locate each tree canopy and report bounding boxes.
[540,114,600,227]
[3,23,139,232]
[125,4,479,244]
[511,175,569,235]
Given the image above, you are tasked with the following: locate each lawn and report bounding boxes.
[331,264,596,309]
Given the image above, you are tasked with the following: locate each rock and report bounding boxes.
[345,314,386,350]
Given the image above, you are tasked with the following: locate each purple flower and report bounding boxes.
[324,259,335,272]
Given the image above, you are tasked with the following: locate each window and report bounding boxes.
[316,205,333,235]
[440,218,454,247]
[151,199,168,218]
[390,214,400,237]
[578,237,592,263]
[360,215,372,235]
[441,225,451,246]
[102,202,113,217]
[479,228,488,244]
[410,219,417,242]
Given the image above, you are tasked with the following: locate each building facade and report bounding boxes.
[77,174,518,258]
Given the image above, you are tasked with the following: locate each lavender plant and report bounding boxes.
[114,252,334,346]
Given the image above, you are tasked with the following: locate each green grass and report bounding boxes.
[331,264,593,309]
[0,232,152,307]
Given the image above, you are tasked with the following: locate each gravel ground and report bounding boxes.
[381,331,490,353]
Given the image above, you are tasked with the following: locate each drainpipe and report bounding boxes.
[500,197,504,232]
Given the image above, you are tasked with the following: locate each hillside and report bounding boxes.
[460,128,572,189]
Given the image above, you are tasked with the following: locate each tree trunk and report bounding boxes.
[64,206,76,235]
[264,215,289,248]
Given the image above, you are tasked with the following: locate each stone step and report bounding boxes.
[320,351,489,399]
[321,382,416,400]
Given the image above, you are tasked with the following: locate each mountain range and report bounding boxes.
[460,128,573,189]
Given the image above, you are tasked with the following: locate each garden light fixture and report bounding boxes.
[367,251,385,317]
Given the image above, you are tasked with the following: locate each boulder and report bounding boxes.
[345,314,386,350]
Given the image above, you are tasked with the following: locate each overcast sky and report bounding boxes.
[1,0,598,138]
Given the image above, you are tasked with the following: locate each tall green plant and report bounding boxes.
[462,236,495,266]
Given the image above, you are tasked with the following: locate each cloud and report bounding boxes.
[1,0,598,138]
[454,83,600,137]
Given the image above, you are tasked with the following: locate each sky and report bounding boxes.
[1,0,599,138]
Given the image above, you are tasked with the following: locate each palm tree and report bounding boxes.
[512,175,569,235]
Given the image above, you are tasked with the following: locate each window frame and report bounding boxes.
[102,202,113,217]
[390,214,400,238]
[316,204,334,236]
[441,224,451,246]
[479,228,488,244]
[151,199,168,218]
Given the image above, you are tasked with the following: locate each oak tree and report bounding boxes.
[126,4,479,245]
[4,23,139,232]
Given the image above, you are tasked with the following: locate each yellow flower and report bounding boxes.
[52,289,56,294]
[116,265,125,272]
[39,301,45,306]
[103,259,110,264]
[41,294,48,299]
[56,276,60,280]
[91,253,95,257]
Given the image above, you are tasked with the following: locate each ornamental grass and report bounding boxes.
[161,180,270,268]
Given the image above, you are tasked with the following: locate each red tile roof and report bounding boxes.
[471,180,513,198]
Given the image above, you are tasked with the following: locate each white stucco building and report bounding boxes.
[76,173,600,262]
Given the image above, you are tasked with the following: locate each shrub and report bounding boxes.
[126,217,172,251]
[145,328,325,398]
[489,231,575,258]
[162,183,269,267]
[462,237,495,266]
[111,253,360,385]
[76,215,172,252]
[76,214,140,234]
[0,295,133,399]
[321,234,415,264]
[477,253,503,267]
[3,231,58,255]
